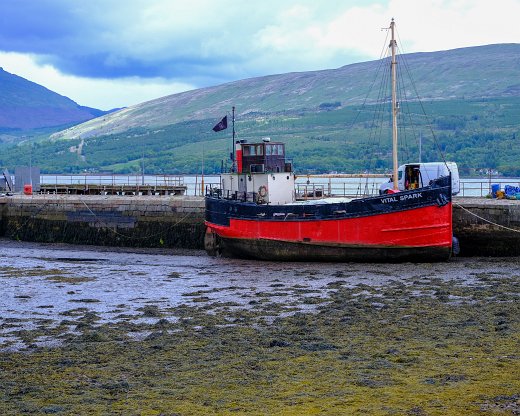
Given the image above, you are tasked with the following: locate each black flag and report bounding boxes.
[212,115,228,132]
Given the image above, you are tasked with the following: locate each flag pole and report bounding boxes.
[232,106,236,172]
[201,142,205,196]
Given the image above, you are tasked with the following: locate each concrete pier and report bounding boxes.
[0,194,519,256]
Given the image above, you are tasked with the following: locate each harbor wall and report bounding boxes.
[453,198,520,256]
[0,195,205,249]
[0,195,519,257]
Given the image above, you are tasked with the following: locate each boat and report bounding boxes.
[204,19,454,262]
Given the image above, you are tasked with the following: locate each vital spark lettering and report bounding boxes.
[381,193,423,204]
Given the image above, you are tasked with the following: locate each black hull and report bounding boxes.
[216,236,452,263]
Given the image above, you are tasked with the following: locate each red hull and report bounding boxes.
[205,203,452,262]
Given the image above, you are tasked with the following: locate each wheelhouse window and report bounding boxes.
[265,144,284,156]
[243,144,264,156]
[240,142,287,173]
[243,145,254,156]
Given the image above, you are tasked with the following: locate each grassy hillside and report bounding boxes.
[0,44,519,176]
[3,96,519,176]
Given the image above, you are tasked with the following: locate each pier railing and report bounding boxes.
[457,180,520,198]
[39,174,225,196]
[41,174,184,187]
[7,173,519,198]
[39,174,188,196]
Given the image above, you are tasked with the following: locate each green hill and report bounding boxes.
[1,44,519,176]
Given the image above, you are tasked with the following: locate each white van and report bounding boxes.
[380,162,460,195]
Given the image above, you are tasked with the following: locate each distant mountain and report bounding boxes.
[49,44,520,142]
[0,67,108,131]
[1,44,520,175]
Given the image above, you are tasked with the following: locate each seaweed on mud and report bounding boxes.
[0,267,71,278]
[182,288,220,297]
[45,276,97,284]
[138,305,162,317]
[480,394,520,414]
[1,266,519,415]
[59,308,90,316]
[68,298,101,303]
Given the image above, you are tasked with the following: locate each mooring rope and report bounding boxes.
[454,202,520,234]
[77,199,197,240]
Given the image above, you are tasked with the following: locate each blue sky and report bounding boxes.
[0,0,518,110]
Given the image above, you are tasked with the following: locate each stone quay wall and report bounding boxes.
[453,197,520,256]
[0,195,205,249]
[1,195,519,256]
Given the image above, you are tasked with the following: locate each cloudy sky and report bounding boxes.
[0,0,518,110]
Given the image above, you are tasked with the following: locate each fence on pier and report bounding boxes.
[4,173,518,198]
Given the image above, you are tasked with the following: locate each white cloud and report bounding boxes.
[251,0,520,63]
[307,4,388,56]
[1,0,519,109]
[0,52,194,110]
[389,0,520,52]
[243,0,520,76]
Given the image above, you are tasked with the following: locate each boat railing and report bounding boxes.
[296,179,381,198]
[203,176,520,198]
[205,186,258,203]
[297,176,520,198]
[295,184,326,200]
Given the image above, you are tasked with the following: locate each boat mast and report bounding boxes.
[390,18,399,190]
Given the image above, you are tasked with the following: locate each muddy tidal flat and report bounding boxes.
[0,240,519,415]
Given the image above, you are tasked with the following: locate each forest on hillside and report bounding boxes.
[1,97,519,177]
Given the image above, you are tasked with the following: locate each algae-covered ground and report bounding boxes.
[0,241,519,415]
